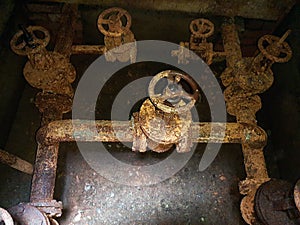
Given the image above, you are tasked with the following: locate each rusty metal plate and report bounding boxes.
[255,179,299,225]
[8,203,50,225]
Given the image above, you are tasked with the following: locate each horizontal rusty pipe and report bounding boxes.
[36,120,267,148]
[0,149,33,175]
[71,45,106,55]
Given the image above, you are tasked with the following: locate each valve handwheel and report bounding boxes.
[97,7,132,37]
[10,26,50,56]
[258,30,292,63]
[190,18,214,38]
[148,70,200,114]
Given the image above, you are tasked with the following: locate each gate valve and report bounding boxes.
[148,70,200,114]
[189,18,214,40]
[135,70,200,153]
[97,7,132,38]
[97,7,136,63]
[10,25,50,56]
[238,30,293,94]
[258,29,292,64]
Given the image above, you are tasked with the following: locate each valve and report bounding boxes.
[258,29,292,63]
[172,18,225,65]
[97,7,136,63]
[10,25,50,56]
[97,7,132,38]
[133,70,200,153]
[235,30,293,95]
[189,18,214,39]
[10,25,76,97]
[148,70,200,114]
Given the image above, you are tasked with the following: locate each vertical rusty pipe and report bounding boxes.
[221,18,243,68]
[30,111,62,202]
[242,145,268,179]
[30,5,77,203]
[54,4,77,58]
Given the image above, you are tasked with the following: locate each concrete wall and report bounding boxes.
[0,2,27,147]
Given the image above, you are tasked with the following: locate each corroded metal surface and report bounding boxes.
[26,6,77,216]
[221,21,267,224]
[221,19,292,224]
[29,201,63,218]
[9,5,78,221]
[0,149,33,175]
[24,51,75,97]
[138,99,193,153]
[35,92,72,125]
[254,179,300,225]
[97,7,132,37]
[71,45,106,55]
[8,203,50,225]
[172,18,226,65]
[54,4,78,58]
[258,30,292,63]
[0,207,14,225]
[34,120,266,148]
[8,5,294,224]
[10,25,50,56]
[148,70,200,114]
[97,7,136,62]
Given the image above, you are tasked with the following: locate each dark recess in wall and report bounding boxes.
[258,3,300,182]
[0,3,28,148]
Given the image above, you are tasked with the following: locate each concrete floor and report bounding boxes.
[0,57,248,224]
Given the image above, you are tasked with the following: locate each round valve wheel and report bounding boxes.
[189,18,214,38]
[97,7,132,37]
[148,70,200,114]
[10,26,50,56]
[258,34,292,63]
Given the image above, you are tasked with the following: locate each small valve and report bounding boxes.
[258,29,292,63]
[10,25,50,56]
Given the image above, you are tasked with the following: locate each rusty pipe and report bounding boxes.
[221,19,243,68]
[71,45,106,55]
[0,149,33,175]
[30,4,78,206]
[54,4,77,58]
[36,120,267,148]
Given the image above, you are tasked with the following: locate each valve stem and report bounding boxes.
[18,24,36,49]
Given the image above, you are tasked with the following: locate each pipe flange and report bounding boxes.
[8,203,50,225]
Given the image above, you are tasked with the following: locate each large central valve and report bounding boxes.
[148,70,200,114]
[133,70,200,153]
